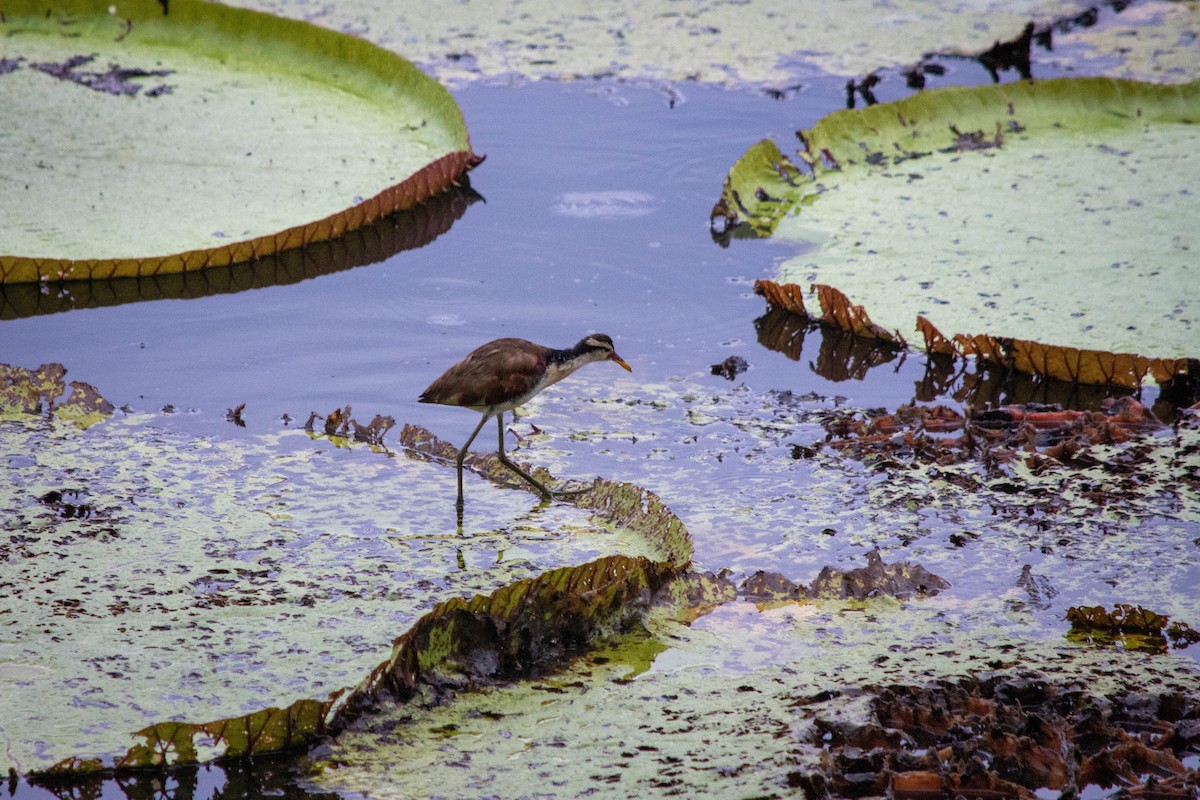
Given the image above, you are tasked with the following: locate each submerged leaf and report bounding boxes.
[118,722,201,769]
[1066,603,1170,635]
[806,550,950,600]
[332,554,678,729]
[102,698,334,771]
[200,699,332,759]
[1064,604,1180,654]
[739,552,950,602]
[399,424,694,567]
[1,363,113,427]
[55,383,115,429]
[1,362,66,416]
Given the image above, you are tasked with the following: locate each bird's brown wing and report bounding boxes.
[419,338,548,409]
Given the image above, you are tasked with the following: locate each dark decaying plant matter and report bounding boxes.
[793,674,1200,799]
[1067,604,1200,652]
[1,362,113,428]
[740,549,950,602]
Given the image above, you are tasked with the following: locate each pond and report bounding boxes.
[4,42,1199,800]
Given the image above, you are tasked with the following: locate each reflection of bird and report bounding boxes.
[419,334,632,512]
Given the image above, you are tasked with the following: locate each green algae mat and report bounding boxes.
[225,0,1155,86]
[0,367,692,774]
[4,362,1199,795]
[0,0,478,282]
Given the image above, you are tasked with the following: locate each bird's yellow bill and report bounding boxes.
[611,354,632,372]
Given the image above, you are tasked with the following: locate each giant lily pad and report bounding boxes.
[716,77,1200,369]
[0,0,479,282]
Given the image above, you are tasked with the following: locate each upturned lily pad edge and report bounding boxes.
[0,152,484,284]
[0,0,483,283]
[713,77,1200,239]
[754,277,1195,391]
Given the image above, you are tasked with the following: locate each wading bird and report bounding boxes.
[419,333,631,513]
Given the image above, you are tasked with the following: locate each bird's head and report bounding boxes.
[581,333,632,372]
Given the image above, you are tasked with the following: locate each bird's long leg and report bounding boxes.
[495,413,553,499]
[456,412,491,514]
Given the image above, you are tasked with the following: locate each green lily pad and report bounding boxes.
[717,77,1200,362]
[0,0,478,282]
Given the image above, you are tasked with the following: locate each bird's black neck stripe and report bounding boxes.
[547,342,592,366]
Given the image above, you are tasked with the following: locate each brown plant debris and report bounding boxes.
[949,122,1004,151]
[226,402,246,427]
[300,406,392,445]
[1171,623,1200,649]
[1,362,67,414]
[753,279,905,349]
[350,414,395,446]
[812,283,906,346]
[794,674,1200,799]
[818,397,1168,468]
[754,278,809,317]
[675,570,738,622]
[711,355,749,380]
[740,550,950,602]
[1,362,113,428]
[324,406,351,436]
[916,314,956,357]
[1068,604,1171,636]
[37,489,94,520]
[1067,604,1200,652]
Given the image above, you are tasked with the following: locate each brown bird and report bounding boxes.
[419,333,632,511]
